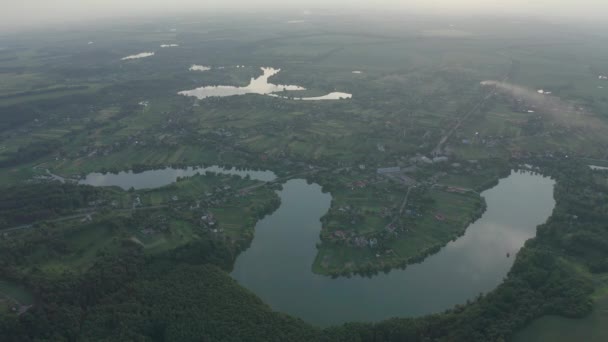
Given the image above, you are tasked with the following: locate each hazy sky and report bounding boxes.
[2,0,607,31]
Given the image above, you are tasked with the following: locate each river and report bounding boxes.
[231,171,555,326]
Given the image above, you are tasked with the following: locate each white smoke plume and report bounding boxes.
[480,80,604,133]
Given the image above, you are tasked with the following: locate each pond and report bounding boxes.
[178,67,352,101]
[79,166,276,190]
[231,171,556,326]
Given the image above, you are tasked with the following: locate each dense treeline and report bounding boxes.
[0,182,100,227]
[0,240,323,342]
[0,92,97,132]
[0,86,89,100]
[1,160,607,341]
[80,264,321,341]
[0,140,62,168]
[0,104,41,132]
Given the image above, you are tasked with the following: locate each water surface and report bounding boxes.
[121,52,155,60]
[231,171,555,326]
[179,67,304,99]
[80,166,276,190]
[270,91,353,101]
[189,65,211,71]
[179,67,352,101]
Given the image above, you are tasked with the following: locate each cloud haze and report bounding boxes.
[2,1,608,31]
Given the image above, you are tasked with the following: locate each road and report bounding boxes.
[431,66,513,156]
[2,168,320,233]
[384,186,414,231]
[2,204,171,232]
[3,212,94,232]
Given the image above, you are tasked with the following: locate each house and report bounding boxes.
[80,214,93,223]
[334,230,347,239]
[141,228,156,235]
[420,156,433,164]
[201,213,216,226]
[396,175,416,186]
[447,186,468,194]
[132,196,142,208]
[353,180,367,188]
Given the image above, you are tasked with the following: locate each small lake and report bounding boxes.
[270,92,353,101]
[79,166,276,190]
[121,52,155,60]
[179,67,352,101]
[231,171,555,326]
[189,65,211,72]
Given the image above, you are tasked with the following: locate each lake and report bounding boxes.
[231,171,555,326]
[79,166,276,190]
[179,67,352,100]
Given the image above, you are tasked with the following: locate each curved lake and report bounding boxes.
[231,171,555,326]
[79,166,276,190]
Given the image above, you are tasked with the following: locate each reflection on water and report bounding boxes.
[80,166,276,190]
[178,67,352,101]
[232,171,555,326]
